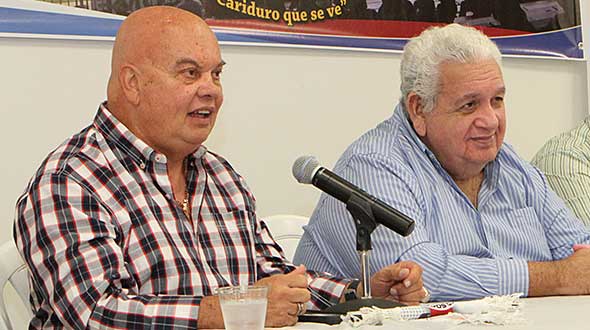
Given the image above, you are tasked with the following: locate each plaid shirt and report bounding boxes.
[14,104,352,329]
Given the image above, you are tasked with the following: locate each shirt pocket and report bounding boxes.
[505,207,551,260]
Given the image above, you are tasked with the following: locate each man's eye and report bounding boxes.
[460,101,476,111]
[183,69,198,78]
[213,70,222,80]
[491,96,504,108]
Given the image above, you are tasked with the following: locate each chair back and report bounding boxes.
[263,214,309,261]
[0,240,31,330]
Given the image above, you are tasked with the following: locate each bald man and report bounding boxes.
[14,6,425,329]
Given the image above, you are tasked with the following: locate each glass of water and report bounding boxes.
[216,285,268,330]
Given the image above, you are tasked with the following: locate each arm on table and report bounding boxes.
[526,166,590,297]
[528,247,590,296]
[256,216,425,318]
[255,215,347,325]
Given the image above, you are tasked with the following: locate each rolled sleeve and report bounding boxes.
[306,272,353,311]
[496,258,529,297]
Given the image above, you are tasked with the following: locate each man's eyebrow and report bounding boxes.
[174,58,226,69]
[453,86,506,106]
[175,58,201,69]
[453,92,480,107]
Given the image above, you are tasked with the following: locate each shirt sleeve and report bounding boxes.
[532,148,590,227]
[15,172,202,329]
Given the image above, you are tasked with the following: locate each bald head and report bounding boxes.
[108,6,219,108]
[105,6,224,159]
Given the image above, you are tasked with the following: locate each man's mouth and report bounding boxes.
[189,109,212,118]
[471,135,495,144]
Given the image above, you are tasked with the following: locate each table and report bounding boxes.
[278,295,590,329]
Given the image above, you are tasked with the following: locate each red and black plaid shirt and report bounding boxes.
[14,104,352,329]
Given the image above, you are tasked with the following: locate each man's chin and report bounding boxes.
[471,154,498,166]
[467,148,500,164]
[186,127,212,142]
[180,134,208,151]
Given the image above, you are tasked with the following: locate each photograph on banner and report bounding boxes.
[42,1,580,31]
[7,1,585,58]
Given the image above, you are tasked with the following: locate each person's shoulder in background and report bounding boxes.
[531,117,590,227]
[533,117,590,164]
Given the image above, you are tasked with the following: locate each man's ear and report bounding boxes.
[406,92,427,137]
[119,65,140,106]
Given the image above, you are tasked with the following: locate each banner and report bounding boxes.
[0,0,583,59]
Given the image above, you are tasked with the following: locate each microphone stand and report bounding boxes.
[322,194,403,314]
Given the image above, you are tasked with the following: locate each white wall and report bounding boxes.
[0,37,588,245]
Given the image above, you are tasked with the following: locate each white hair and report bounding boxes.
[400,24,502,113]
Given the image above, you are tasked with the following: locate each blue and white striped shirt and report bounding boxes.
[294,104,590,302]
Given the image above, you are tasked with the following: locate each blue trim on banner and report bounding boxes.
[215,31,409,51]
[494,28,583,58]
[0,6,582,59]
[215,27,583,59]
[0,7,121,37]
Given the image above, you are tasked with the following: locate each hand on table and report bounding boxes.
[255,265,311,327]
[370,261,426,305]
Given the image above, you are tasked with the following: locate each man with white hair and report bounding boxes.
[294,23,590,302]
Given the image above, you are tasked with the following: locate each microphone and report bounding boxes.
[292,155,415,237]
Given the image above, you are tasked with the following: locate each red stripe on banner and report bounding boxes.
[207,19,531,38]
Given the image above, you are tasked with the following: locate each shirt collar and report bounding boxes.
[394,104,440,163]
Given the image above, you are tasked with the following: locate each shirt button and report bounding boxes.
[139,163,146,170]
[110,272,121,280]
[155,155,162,162]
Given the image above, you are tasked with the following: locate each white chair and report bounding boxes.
[0,240,32,330]
[263,214,309,261]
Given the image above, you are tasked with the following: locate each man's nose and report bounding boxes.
[197,74,222,99]
[475,102,500,129]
